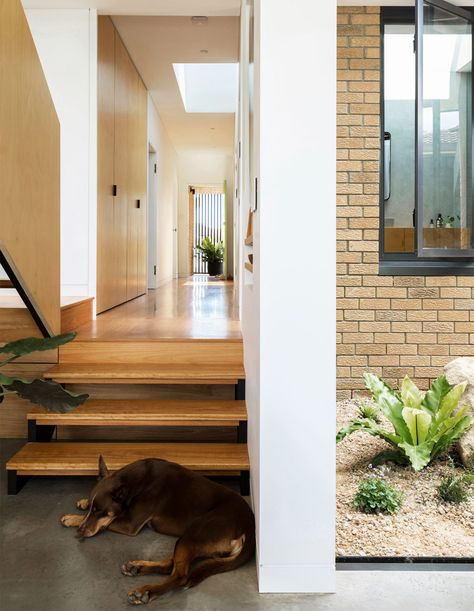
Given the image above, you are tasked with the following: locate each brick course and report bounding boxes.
[336,6,473,399]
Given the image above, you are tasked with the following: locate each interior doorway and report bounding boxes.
[189,186,226,274]
[148,148,157,289]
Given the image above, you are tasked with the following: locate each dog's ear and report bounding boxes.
[111,484,127,504]
[98,455,110,480]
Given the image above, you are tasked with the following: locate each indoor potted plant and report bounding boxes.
[195,237,224,276]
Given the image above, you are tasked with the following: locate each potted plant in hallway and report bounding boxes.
[195,237,224,277]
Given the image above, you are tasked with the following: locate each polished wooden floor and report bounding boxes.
[76,275,241,340]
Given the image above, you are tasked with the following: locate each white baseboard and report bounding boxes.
[258,563,336,593]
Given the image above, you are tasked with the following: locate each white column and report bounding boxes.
[243,0,337,593]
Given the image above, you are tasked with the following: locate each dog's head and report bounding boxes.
[76,455,128,538]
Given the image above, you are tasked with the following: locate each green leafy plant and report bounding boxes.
[359,404,381,423]
[353,477,403,514]
[0,333,88,413]
[195,237,224,263]
[337,373,474,471]
[437,472,474,504]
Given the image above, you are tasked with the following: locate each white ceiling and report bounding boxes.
[22,1,240,16]
[113,15,239,155]
[23,1,240,155]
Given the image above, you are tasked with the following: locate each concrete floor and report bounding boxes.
[1,440,473,611]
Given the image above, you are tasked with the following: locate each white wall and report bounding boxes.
[25,9,97,299]
[240,0,336,593]
[177,151,235,277]
[148,97,179,288]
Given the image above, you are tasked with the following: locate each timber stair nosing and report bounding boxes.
[67,337,243,343]
[6,442,250,473]
[42,365,245,385]
[27,399,248,425]
[44,365,245,375]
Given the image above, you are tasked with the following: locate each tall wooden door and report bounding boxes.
[116,32,135,303]
[97,17,148,313]
[97,16,116,313]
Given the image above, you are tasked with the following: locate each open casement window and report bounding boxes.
[416,0,474,258]
[381,1,474,273]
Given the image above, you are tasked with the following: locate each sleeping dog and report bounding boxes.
[61,456,255,605]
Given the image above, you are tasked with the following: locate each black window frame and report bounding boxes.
[379,5,474,275]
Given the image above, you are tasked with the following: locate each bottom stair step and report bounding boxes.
[6,442,250,476]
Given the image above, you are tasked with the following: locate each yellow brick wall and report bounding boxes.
[336,6,474,399]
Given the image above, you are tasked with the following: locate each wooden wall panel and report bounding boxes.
[0,0,60,334]
[113,31,130,307]
[97,16,116,313]
[137,80,148,297]
[97,18,148,312]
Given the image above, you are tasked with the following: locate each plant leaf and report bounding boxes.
[0,333,76,357]
[422,375,452,416]
[336,417,401,446]
[431,415,474,458]
[4,379,88,413]
[364,372,411,442]
[400,375,423,409]
[436,381,468,424]
[0,372,15,386]
[402,407,432,444]
[398,441,434,472]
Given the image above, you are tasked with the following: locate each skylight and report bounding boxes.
[173,63,238,113]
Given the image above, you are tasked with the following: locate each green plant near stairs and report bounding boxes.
[337,373,474,472]
[0,333,88,413]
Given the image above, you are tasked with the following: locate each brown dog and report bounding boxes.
[60,456,255,605]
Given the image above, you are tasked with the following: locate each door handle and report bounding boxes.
[384,132,391,202]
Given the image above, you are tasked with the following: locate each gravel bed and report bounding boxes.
[336,399,474,558]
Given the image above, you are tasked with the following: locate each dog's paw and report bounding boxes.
[127,589,150,605]
[76,498,89,510]
[122,561,141,577]
[60,514,83,528]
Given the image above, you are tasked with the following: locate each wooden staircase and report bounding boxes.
[6,338,249,495]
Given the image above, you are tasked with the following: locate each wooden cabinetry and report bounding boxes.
[97,16,147,313]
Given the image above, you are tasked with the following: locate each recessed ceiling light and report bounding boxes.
[191,16,208,26]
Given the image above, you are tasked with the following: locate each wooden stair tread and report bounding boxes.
[7,442,249,474]
[28,400,247,426]
[43,363,245,383]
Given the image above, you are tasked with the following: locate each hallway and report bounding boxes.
[77,276,241,341]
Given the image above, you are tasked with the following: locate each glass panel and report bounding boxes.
[419,2,473,255]
[383,24,416,254]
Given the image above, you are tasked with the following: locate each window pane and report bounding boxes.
[419,3,473,255]
[384,25,416,253]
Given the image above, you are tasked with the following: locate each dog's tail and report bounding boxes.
[185,529,255,589]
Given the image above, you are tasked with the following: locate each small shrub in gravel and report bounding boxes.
[359,404,380,423]
[353,477,403,515]
[437,472,474,504]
